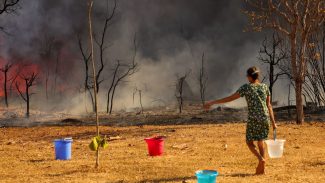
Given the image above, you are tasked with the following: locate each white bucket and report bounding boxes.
[265,139,285,158]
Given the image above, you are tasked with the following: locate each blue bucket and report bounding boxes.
[195,170,218,183]
[54,138,73,160]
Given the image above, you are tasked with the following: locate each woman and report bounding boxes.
[204,66,277,175]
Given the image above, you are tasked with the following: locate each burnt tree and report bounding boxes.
[176,73,189,114]
[106,33,138,114]
[258,32,287,101]
[133,87,144,114]
[77,33,95,111]
[198,52,208,107]
[78,0,117,112]
[107,60,138,114]
[94,0,117,93]
[15,72,38,118]
[0,63,13,107]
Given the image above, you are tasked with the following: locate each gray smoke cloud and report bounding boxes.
[0,0,288,112]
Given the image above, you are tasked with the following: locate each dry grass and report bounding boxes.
[0,122,324,183]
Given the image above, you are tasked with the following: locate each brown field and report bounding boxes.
[0,122,324,183]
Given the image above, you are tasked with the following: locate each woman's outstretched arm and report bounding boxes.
[266,95,277,129]
[204,92,241,110]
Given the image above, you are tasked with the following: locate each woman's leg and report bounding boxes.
[257,140,265,159]
[246,141,265,174]
[246,141,263,161]
[257,140,266,174]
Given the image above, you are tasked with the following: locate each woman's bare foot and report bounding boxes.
[255,160,266,175]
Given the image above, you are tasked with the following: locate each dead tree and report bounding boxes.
[0,63,13,107]
[78,0,117,112]
[198,52,208,107]
[106,60,119,113]
[176,73,189,114]
[138,90,143,113]
[15,72,38,118]
[244,0,325,124]
[107,60,138,114]
[288,83,292,117]
[77,33,95,111]
[258,32,287,100]
[106,33,138,114]
[133,87,144,114]
[94,0,117,93]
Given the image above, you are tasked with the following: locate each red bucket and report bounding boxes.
[144,137,165,156]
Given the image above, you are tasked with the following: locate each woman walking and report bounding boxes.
[204,66,277,174]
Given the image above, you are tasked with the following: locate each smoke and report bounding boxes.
[0,0,287,113]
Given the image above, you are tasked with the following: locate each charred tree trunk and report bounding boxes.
[176,74,188,114]
[25,79,30,117]
[288,83,291,118]
[199,52,208,107]
[269,63,274,100]
[106,61,119,113]
[109,82,118,114]
[139,90,143,114]
[4,69,8,107]
[1,63,13,108]
[295,81,304,124]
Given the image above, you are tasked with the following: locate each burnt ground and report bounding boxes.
[0,105,324,127]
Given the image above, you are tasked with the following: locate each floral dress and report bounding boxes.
[237,83,270,141]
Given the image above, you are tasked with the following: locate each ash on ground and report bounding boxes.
[0,104,324,127]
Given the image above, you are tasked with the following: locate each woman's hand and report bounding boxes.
[203,102,212,111]
[203,93,240,111]
[272,122,277,129]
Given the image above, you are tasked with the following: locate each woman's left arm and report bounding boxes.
[204,93,241,110]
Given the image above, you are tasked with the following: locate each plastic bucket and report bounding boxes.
[195,170,218,183]
[265,139,285,158]
[54,138,73,160]
[144,137,164,156]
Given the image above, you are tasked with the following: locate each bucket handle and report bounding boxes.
[273,129,277,141]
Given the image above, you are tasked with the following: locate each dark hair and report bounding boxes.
[247,66,260,81]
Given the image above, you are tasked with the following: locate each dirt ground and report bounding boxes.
[0,122,324,183]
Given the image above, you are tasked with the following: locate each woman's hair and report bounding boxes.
[247,66,260,81]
